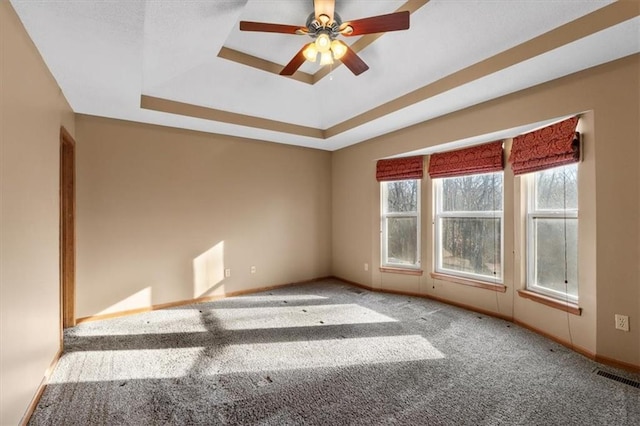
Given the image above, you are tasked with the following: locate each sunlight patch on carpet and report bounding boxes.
[206,335,444,373]
[47,348,204,383]
[48,335,443,383]
[219,294,328,303]
[213,304,398,330]
[67,310,211,336]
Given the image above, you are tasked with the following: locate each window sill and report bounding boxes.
[430,272,506,293]
[380,267,423,276]
[517,289,582,316]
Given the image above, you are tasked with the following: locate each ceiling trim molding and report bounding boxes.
[140,95,325,139]
[324,0,640,138]
[142,1,638,143]
[217,47,315,85]
[218,0,430,84]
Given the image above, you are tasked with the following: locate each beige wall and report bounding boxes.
[1,0,637,421]
[332,54,640,367]
[75,116,332,318]
[0,2,76,424]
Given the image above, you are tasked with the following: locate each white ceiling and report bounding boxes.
[10,0,640,151]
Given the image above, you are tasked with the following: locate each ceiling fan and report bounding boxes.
[239,0,410,76]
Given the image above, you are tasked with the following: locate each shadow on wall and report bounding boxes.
[193,241,226,298]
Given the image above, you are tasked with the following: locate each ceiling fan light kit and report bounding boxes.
[302,32,347,64]
[239,0,410,77]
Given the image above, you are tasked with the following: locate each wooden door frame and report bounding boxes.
[60,127,76,331]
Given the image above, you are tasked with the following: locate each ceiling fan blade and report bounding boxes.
[340,45,369,76]
[239,21,305,34]
[280,44,312,76]
[341,11,410,36]
[314,0,335,23]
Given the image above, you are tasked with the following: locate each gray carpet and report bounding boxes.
[30,279,639,425]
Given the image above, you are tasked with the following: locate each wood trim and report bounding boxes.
[424,292,512,321]
[331,276,511,321]
[380,267,423,276]
[333,276,640,372]
[594,354,640,374]
[19,348,63,426]
[60,127,76,329]
[334,277,375,292]
[513,318,595,360]
[76,307,153,324]
[517,289,582,316]
[76,276,332,324]
[373,286,426,300]
[431,272,506,293]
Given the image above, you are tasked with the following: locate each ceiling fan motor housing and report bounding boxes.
[306,12,342,39]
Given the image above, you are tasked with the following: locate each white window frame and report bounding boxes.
[381,179,421,269]
[526,165,579,303]
[434,172,504,283]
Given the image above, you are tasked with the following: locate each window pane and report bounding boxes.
[442,173,503,212]
[387,217,418,265]
[439,217,501,279]
[385,180,418,213]
[532,218,578,297]
[535,164,578,210]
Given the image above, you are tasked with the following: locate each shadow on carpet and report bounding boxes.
[30,279,640,425]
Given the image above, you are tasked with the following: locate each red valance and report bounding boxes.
[428,141,504,179]
[509,117,580,175]
[376,156,424,182]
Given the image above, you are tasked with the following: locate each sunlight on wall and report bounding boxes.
[96,287,152,316]
[193,241,225,298]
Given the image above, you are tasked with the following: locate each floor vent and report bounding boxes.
[596,370,640,389]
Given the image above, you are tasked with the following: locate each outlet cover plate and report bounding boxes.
[615,314,629,331]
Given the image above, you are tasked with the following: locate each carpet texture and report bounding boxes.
[30,279,639,425]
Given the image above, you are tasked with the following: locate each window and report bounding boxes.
[435,172,503,282]
[527,163,578,302]
[381,179,420,269]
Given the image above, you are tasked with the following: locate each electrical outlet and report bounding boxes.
[224,269,231,278]
[250,266,256,274]
[615,314,629,332]
[364,263,369,271]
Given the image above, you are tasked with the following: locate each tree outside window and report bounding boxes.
[527,164,578,302]
[435,172,503,282]
[381,180,420,268]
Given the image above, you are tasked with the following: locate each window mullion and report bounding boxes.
[438,211,503,218]
[385,212,418,218]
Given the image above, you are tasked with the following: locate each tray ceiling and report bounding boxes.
[10,0,640,151]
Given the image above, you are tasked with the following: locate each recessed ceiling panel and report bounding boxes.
[9,0,636,152]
